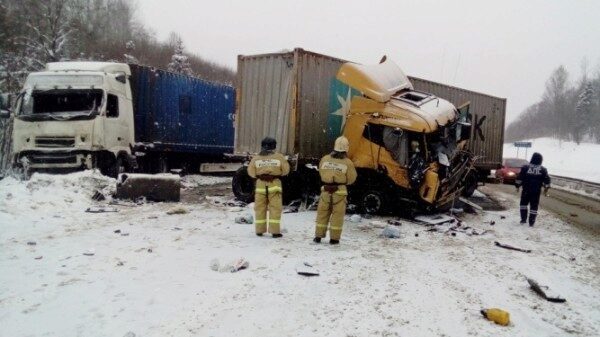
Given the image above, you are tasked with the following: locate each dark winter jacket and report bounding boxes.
[515,163,551,194]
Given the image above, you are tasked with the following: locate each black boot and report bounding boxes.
[520,207,528,224]
[313,237,321,243]
[256,233,263,237]
[329,239,339,245]
[272,233,283,238]
[529,211,538,227]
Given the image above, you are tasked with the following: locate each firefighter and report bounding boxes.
[247,137,290,237]
[314,136,357,244]
[515,152,551,226]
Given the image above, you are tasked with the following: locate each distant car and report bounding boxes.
[495,158,529,184]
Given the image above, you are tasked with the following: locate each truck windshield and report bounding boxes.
[20,89,103,119]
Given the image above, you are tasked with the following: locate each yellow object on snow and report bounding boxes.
[481,308,510,326]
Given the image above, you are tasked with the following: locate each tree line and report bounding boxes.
[505,63,600,144]
[0,0,235,95]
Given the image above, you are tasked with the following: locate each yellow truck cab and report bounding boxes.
[337,59,474,211]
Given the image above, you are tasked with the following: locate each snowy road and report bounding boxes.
[494,183,600,234]
[1,172,599,337]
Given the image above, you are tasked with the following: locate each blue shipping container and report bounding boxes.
[129,64,235,156]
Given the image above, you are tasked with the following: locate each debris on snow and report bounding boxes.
[235,214,253,224]
[527,278,566,303]
[116,173,181,202]
[166,206,188,215]
[381,225,401,238]
[27,241,36,246]
[296,262,320,276]
[450,207,464,215]
[494,241,532,253]
[349,214,362,223]
[86,206,118,213]
[415,214,455,225]
[211,258,249,273]
[369,220,387,228]
[459,196,483,212]
[83,249,95,256]
[386,219,402,226]
[480,308,510,326]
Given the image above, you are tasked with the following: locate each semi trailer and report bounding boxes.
[3,62,235,176]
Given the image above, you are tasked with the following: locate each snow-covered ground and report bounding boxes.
[1,171,599,337]
[503,138,600,183]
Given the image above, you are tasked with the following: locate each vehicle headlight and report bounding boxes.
[507,171,516,176]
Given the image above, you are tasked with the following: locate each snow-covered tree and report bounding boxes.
[573,82,594,144]
[124,40,139,64]
[167,36,194,76]
[21,0,73,68]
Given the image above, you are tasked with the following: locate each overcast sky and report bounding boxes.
[138,0,600,123]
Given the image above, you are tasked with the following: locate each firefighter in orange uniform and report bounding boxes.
[247,137,290,237]
[314,136,357,244]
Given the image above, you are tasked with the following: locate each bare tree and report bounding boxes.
[21,0,73,67]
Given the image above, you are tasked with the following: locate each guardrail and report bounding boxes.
[550,174,600,201]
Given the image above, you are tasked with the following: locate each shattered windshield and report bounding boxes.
[20,89,103,119]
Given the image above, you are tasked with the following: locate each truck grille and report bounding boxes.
[35,136,75,148]
[28,154,78,164]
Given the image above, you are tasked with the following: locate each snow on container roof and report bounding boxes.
[46,62,131,75]
[336,59,413,103]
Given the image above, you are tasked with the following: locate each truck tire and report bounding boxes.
[100,155,127,178]
[232,166,255,203]
[359,190,388,214]
[462,172,478,197]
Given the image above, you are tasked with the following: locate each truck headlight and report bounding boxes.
[507,171,515,176]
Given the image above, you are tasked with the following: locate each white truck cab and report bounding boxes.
[12,62,135,176]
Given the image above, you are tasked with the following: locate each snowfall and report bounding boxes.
[503,137,600,183]
[0,170,599,337]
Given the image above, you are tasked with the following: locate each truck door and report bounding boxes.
[103,93,130,153]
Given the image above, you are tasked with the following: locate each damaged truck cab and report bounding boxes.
[12,62,134,176]
[338,60,474,210]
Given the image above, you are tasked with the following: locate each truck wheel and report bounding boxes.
[101,156,127,178]
[462,173,478,197]
[359,190,387,214]
[232,166,255,203]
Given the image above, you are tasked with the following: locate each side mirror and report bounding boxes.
[115,72,126,84]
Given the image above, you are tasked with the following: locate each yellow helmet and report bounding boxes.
[334,136,349,152]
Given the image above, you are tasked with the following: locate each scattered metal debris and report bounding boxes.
[495,241,531,253]
[86,206,118,213]
[415,214,455,225]
[296,262,319,276]
[527,278,566,303]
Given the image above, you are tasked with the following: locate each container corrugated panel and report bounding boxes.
[236,49,347,158]
[235,52,295,154]
[409,76,506,170]
[296,50,346,158]
[130,64,235,155]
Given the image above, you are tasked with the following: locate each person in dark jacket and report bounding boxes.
[515,152,551,226]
